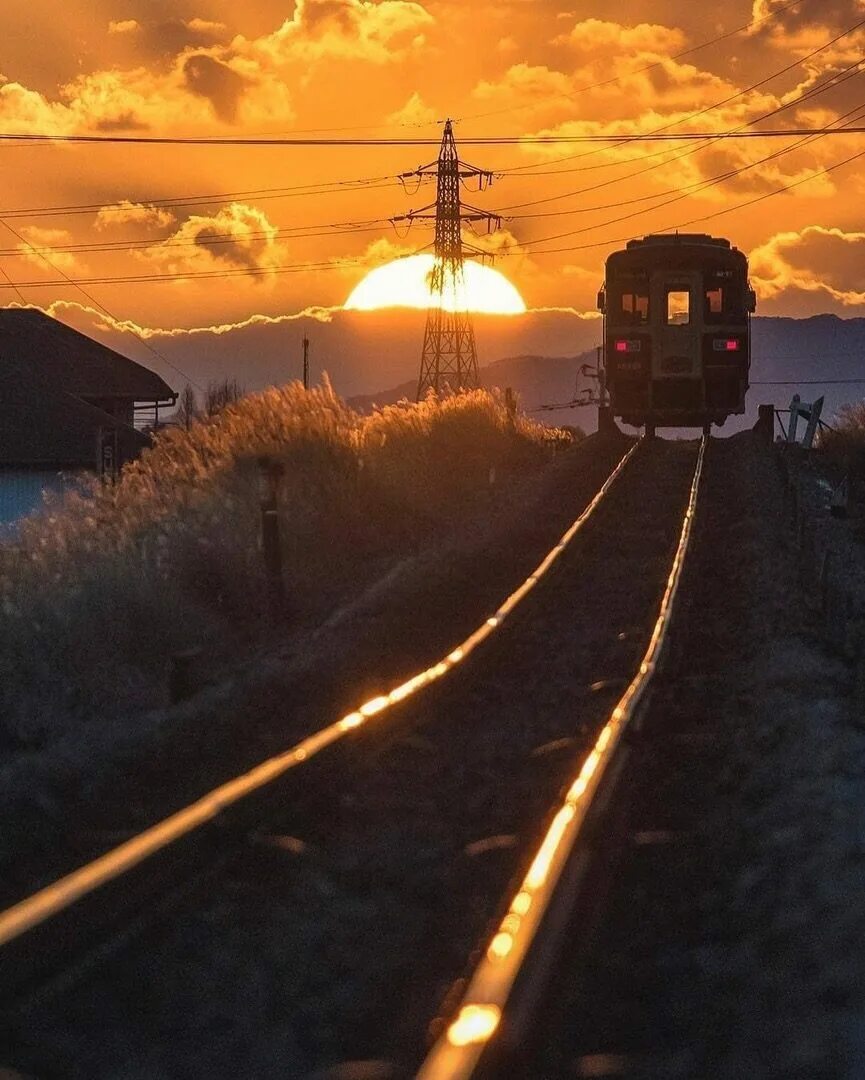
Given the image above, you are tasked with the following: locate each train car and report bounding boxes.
[597,233,756,433]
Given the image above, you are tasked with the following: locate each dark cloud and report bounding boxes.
[182,53,250,122]
[192,225,269,269]
[147,17,230,58]
[93,109,149,132]
[301,1,358,35]
[752,0,865,35]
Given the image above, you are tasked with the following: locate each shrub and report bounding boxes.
[0,383,570,746]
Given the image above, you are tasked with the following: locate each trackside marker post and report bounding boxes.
[257,457,285,617]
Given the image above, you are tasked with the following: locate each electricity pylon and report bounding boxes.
[394,119,500,399]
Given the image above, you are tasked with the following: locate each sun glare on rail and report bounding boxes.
[344,254,526,314]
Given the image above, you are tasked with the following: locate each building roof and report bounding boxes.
[0,365,148,467]
[0,308,174,402]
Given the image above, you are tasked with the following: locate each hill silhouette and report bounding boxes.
[351,315,865,433]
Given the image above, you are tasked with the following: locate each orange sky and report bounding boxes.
[1,0,864,360]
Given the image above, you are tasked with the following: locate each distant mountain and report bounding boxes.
[351,315,865,434]
[349,351,596,421]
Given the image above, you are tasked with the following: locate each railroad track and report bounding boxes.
[0,435,706,1079]
[419,434,706,1080]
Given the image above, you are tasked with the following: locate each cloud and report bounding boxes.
[186,19,228,35]
[232,0,435,64]
[749,1,865,65]
[108,20,140,35]
[142,203,287,277]
[472,63,574,106]
[332,235,421,275]
[750,225,865,305]
[94,202,176,231]
[387,91,436,126]
[16,226,78,272]
[40,299,339,340]
[556,18,686,55]
[467,20,746,144]
[0,4,436,138]
[182,53,250,121]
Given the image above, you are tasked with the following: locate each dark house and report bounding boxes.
[0,309,176,525]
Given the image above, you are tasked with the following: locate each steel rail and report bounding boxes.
[417,434,707,1080]
[0,440,642,953]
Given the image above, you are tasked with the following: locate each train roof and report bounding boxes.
[625,233,734,251]
[606,233,747,272]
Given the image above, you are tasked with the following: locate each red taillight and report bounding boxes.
[614,339,641,353]
[714,338,741,352]
[726,339,740,351]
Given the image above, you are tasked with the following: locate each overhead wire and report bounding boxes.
[510,100,865,249]
[0,215,208,390]
[512,135,865,259]
[0,217,427,258]
[0,174,430,222]
[7,127,865,146]
[495,44,865,212]
[456,0,815,125]
[0,246,435,289]
[493,10,864,184]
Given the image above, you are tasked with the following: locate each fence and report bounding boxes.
[777,446,865,708]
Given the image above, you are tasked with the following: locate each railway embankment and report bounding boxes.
[0,411,621,910]
[534,430,865,1079]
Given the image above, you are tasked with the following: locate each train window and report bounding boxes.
[706,287,724,315]
[705,273,743,322]
[618,291,649,323]
[666,289,690,325]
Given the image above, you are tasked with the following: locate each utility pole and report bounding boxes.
[302,335,310,390]
[394,119,500,400]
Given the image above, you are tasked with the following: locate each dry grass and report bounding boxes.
[0,381,569,749]
[819,401,865,460]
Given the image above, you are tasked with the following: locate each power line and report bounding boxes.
[458,0,815,125]
[513,136,865,258]
[494,8,865,194]
[0,175,427,221]
[6,127,865,147]
[0,246,433,289]
[0,216,206,390]
[513,102,865,248]
[497,46,865,203]
[0,217,422,257]
[499,61,865,219]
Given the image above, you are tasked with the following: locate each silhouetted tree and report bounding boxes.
[204,378,245,418]
[176,383,199,431]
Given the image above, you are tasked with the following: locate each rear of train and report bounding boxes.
[598,233,756,433]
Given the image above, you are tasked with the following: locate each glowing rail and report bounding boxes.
[0,441,641,952]
[417,435,707,1080]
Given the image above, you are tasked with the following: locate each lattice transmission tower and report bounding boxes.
[394,119,500,399]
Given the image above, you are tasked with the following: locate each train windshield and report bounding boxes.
[666,289,690,325]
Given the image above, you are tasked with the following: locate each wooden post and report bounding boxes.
[257,457,286,617]
[756,404,775,444]
[504,386,517,428]
[302,336,310,391]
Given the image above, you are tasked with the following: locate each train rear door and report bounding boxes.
[652,271,703,415]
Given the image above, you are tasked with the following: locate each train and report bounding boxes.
[597,233,756,434]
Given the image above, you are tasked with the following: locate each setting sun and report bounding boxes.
[344,255,527,314]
